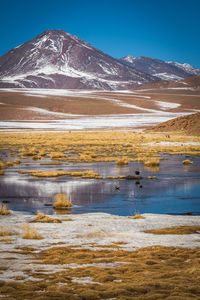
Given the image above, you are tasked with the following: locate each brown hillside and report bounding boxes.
[136,75,200,91]
[147,112,200,135]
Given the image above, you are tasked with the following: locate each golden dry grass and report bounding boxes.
[21,170,101,179]
[22,223,43,239]
[0,203,10,215]
[53,193,72,209]
[144,225,200,234]
[128,214,145,219]
[1,245,199,299]
[116,156,129,165]
[0,226,12,236]
[143,158,160,167]
[31,212,62,223]
[13,158,21,164]
[0,131,199,165]
[182,159,193,165]
[147,175,157,179]
[128,211,145,219]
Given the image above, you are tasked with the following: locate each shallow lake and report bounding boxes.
[0,154,200,216]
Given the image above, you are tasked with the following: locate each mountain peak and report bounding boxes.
[121,55,135,63]
[0,30,154,90]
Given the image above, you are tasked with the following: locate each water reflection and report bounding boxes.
[0,155,200,215]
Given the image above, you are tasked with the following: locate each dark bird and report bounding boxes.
[135,170,140,175]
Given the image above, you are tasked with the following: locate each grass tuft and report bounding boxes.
[0,203,10,215]
[31,212,62,223]
[0,226,12,236]
[116,157,129,165]
[22,223,43,239]
[128,211,145,219]
[53,193,72,209]
[182,159,193,165]
[143,159,160,167]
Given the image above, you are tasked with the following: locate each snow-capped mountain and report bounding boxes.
[120,56,200,81]
[0,30,155,90]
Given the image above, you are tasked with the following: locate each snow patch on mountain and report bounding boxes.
[166,61,200,76]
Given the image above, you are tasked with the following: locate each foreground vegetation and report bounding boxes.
[0,244,199,299]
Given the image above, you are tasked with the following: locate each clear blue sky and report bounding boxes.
[0,0,200,68]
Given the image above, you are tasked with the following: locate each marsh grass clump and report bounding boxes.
[14,158,21,164]
[143,159,160,167]
[50,152,66,160]
[148,176,157,179]
[0,226,12,236]
[128,211,145,219]
[22,223,43,239]
[128,214,145,219]
[182,159,193,165]
[0,203,10,215]
[31,212,62,223]
[21,147,37,157]
[53,193,72,209]
[144,225,200,235]
[116,157,129,166]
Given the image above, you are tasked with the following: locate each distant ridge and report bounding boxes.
[120,55,200,82]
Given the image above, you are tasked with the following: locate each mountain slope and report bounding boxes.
[134,75,200,91]
[120,55,200,81]
[0,30,155,90]
[147,112,200,135]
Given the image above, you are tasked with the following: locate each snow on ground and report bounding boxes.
[24,106,83,117]
[0,211,200,282]
[154,100,181,110]
[153,73,183,81]
[0,112,189,130]
[1,211,200,251]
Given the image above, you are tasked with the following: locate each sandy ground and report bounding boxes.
[0,88,199,130]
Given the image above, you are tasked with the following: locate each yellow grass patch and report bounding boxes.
[144,225,200,234]
[182,159,193,165]
[116,157,129,165]
[128,212,145,219]
[143,158,160,167]
[21,170,101,178]
[0,226,12,236]
[53,193,72,209]
[147,175,157,179]
[0,203,10,215]
[13,158,21,164]
[31,212,62,223]
[0,244,200,298]
[0,132,200,165]
[22,223,43,239]
[50,152,66,159]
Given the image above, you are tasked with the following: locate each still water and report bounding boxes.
[0,154,200,216]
